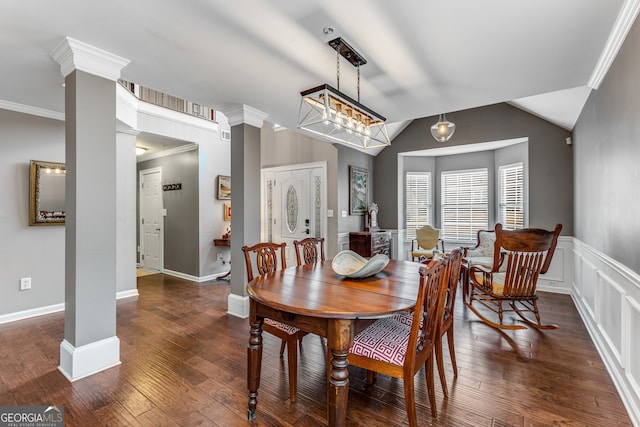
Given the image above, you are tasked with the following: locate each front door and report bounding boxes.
[276,169,311,265]
[140,168,163,271]
[263,163,327,267]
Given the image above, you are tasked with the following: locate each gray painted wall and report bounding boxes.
[375,103,572,234]
[574,15,640,274]
[0,109,65,316]
[137,149,200,276]
[336,145,375,233]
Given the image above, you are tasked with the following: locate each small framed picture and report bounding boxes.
[223,203,231,221]
[217,175,231,200]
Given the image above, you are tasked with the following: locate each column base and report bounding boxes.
[58,337,121,381]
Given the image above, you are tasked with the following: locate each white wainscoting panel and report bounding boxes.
[572,239,640,427]
[337,233,350,253]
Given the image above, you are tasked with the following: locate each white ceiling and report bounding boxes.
[1,0,638,153]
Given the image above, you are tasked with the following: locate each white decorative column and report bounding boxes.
[50,37,130,381]
[223,105,268,318]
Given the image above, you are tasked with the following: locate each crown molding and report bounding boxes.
[222,104,268,128]
[588,0,640,89]
[0,99,64,121]
[50,37,130,81]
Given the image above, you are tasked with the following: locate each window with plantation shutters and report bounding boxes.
[405,172,432,239]
[441,168,488,242]
[498,162,524,229]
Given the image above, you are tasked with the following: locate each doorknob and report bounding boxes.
[305,228,310,235]
[156,228,161,231]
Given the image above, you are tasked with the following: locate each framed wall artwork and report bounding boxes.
[349,165,368,215]
[217,175,231,200]
[223,203,231,221]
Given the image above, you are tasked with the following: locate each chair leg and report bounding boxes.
[424,355,437,418]
[446,329,458,377]
[286,337,298,402]
[366,370,377,384]
[403,371,418,427]
[435,338,448,398]
[279,339,286,356]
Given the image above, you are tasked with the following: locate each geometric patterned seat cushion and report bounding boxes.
[471,271,505,296]
[350,317,410,366]
[264,317,300,334]
[389,312,424,327]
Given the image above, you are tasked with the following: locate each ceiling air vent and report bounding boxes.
[221,130,231,142]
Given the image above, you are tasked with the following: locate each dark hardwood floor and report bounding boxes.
[0,273,632,426]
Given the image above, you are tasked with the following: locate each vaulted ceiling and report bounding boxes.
[1,0,637,153]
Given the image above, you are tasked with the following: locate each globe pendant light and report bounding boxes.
[430,113,456,142]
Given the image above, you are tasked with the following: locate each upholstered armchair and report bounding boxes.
[411,225,444,262]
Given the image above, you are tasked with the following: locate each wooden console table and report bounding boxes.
[214,238,231,247]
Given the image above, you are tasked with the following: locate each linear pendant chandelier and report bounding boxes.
[298,37,390,149]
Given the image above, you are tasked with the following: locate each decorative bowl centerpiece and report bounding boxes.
[332,250,390,278]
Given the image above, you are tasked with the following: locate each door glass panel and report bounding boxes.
[286,185,299,233]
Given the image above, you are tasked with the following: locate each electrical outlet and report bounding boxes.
[20,277,31,290]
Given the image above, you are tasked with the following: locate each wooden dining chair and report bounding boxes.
[242,242,308,402]
[293,237,325,266]
[348,258,449,423]
[435,248,463,397]
[465,223,562,330]
[390,249,463,397]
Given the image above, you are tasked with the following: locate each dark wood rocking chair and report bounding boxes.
[465,223,562,330]
[293,237,325,266]
[242,242,308,401]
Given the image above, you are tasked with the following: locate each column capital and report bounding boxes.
[223,105,269,128]
[50,37,130,81]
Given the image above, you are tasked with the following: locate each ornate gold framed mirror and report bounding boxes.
[29,160,66,226]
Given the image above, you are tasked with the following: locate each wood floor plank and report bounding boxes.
[0,275,632,426]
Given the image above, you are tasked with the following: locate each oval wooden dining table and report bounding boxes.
[246,259,424,427]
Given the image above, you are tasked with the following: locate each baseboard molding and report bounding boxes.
[163,268,231,283]
[59,337,121,382]
[227,294,249,319]
[117,289,139,299]
[572,238,640,427]
[0,289,138,325]
[0,303,65,325]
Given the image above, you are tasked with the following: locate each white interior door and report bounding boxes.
[140,168,163,271]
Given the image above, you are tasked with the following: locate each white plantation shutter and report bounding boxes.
[499,163,524,229]
[405,172,432,239]
[441,168,488,242]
